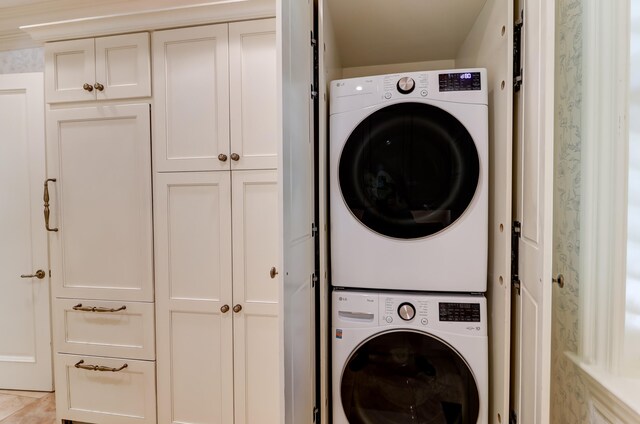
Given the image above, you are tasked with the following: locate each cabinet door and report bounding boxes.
[153,24,230,172]
[46,104,153,301]
[95,33,151,100]
[231,170,280,424]
[154,172,234,424]
[229,19,278,170]
[45,38,95,103]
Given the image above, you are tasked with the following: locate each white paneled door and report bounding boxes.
[0,73,52,391]
[511,0,555,421]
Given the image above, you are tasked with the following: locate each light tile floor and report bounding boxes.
[0,390,56,423]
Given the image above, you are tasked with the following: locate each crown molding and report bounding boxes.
[0,0,275,50]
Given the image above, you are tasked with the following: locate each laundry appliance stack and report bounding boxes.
[329,69,489,424]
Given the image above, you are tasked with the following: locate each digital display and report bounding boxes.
[438,72,482,92]
[439,302,481,322]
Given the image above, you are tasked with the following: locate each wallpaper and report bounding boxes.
[0,47,44,74]
[551,0,589,422]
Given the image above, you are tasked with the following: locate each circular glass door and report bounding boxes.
[341,330,479,424]
[338,102,479,239]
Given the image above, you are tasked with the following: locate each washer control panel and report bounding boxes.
[332,290,487,335]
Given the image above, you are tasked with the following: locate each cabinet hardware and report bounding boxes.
[94,82,104,91]
[270,267,278,279]
[220,304,230,313]
[218,153,228,162]
[74,359,128,372]
[82,83,93,92]
[43,178,58,232]
[230,153,240,161]
[552,274,565,288]
[233,304,242,313]
[72,303,127,313]
[20,270,46,279]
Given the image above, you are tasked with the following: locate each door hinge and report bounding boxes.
[310,31,317,47]
[513,11,523,92]
[311,222,318,236]
[510,409,518,424]
[311,84,318,99]
[313,406,319,423]
[511,221,522,295]
[312,273,318,287]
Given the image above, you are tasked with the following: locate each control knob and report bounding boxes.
[398,302,416,321]
[397,77,415,94]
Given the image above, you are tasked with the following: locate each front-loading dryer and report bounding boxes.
[330,69,488,292]
[332,289,488,424]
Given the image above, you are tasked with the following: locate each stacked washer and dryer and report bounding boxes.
[330,69,489,424]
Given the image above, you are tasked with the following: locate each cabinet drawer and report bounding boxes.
[55,353,156,424]
[55,299,155,360]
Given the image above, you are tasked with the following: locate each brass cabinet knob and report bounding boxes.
[220,304,230,313]
[82,83,94,92]
[94,82,104,91]
[21,270,46,280]
[270,267,278,279]
[232,304,242,313]
[230,153,240,161]
[218,154,228,162]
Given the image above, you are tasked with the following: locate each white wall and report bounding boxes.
[0,47,43,74]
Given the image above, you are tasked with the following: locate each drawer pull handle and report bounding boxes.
[72,303,126,313]
[82,83,93,92]
[74,360,128,372]
[233,304,242,313]
[43,178,58,232]
[230,153,240,161]
[94,82,104,91]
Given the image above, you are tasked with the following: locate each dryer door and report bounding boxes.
[338,102,479,239]
[340,330,479,424]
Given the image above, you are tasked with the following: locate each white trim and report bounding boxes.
[19,0,275,43]
[580,0,630,372]
[567,353,640,422]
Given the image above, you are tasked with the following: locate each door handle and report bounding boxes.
[20,270,46,279]
[43,178,58,232]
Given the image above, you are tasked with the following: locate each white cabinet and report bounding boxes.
[46,104,156,423]
[153,20,280,421]
[46,105,154,302]
[45,32,151,103]
[154,170,280,424]
[153,19,277,172]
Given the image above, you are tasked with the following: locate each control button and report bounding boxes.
[397,77,415,94]
[421,89,428,97]
[384,92,392,99]
[421,318,428,325]
[398,302,416,321]
[385,316,393,323]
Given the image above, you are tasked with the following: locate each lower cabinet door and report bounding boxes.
[55,353,156,424]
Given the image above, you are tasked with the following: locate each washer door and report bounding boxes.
[338,102,479,239]
[341,330,479,424]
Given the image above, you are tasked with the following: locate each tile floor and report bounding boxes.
[0,390,56,423]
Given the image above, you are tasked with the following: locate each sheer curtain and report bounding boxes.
[625,0,640,365]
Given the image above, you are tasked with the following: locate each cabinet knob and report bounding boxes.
[218,154,228,162]
[94,82,104,92]
[220,304,230,313]
[82,83,94,92]
[233,304,242,313]
[270,267,278,279]
[230,153,240,161]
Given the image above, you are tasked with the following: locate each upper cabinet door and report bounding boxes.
[45,38,95,103]
[46,104,154,302]
[45,34,150,104]
[95,33,150,101]
[229,19,278,170]
[153,24,230,172]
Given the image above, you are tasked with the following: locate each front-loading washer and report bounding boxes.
[332,289,488,424]
[330,69,488,292]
